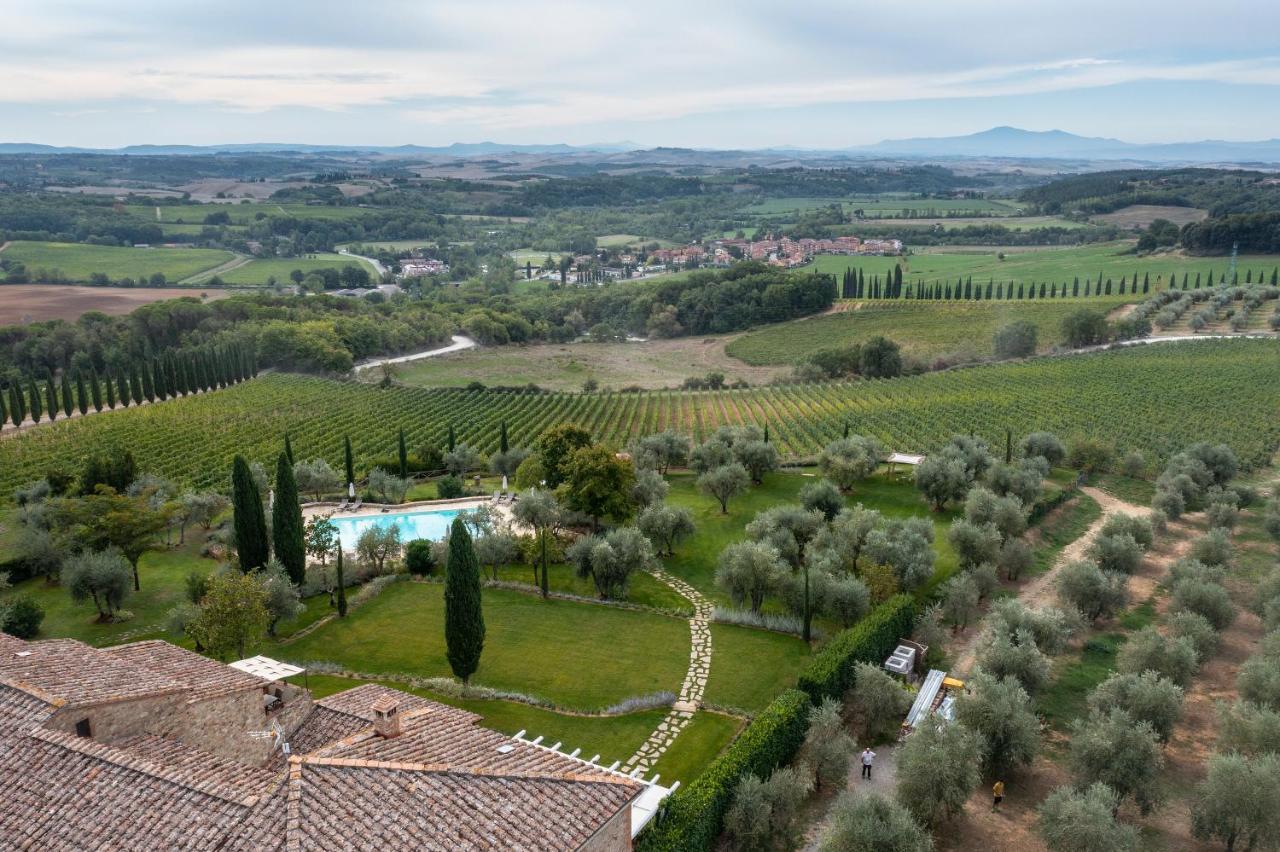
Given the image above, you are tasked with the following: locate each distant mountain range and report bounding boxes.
[2,128,1279,164]
[849,126,1280,163]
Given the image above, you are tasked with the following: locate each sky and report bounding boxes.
[3,0,1279,149]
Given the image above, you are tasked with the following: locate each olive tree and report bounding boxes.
[698,463,749,513]
[1068,708,1164,814]
[1038,783,1138,852]
[804,697,857,790]
[1057,560,1128,622]
[1191,752,1280,852]
[850,661,912,740]
[964,486,1027,542]
[800,478,845,522]
[293,458,340,502]
[915,452,970,511]
[819,792,934,852]
[979,629,1051,695]
[1088,670,1184,743]
[947,520,1002,570]
[1218,700,1280,756]
[895,720,982,828]
[819,436,884,492]
[636,503,695,556]
[1171,577,1236,631]
[1021,432,1067,466]
[565,526,655,600]
[1117,626,1199,687]
[955,670,1040,777]
[1088,532,1143,575]
[735,439,780,485]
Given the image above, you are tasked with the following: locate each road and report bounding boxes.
[338,248,387,278]
[354,335,477,370]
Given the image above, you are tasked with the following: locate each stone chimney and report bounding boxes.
[371,695,401,739]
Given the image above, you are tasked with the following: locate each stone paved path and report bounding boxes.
[621,567,714,777]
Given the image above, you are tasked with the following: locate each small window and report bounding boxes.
[74,718,91,738]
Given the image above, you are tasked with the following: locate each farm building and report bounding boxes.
[0,632,669,850]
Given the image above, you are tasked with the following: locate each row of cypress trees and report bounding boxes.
[0,343,257,429]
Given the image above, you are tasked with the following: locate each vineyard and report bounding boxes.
[1,339,1277,494]
[726,296,1138,364]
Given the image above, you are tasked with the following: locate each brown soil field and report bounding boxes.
[0,285,227,324]
[1092,204,1209,229]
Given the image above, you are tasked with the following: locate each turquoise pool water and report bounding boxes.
[331,507,462,546]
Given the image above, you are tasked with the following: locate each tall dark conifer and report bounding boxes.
[398,429,408,478]
[499,422,509,455]
[231,455,270,571]
[44,372,58,421]
[103,372,115,410]
[343,436,355,489]
[447,424,456,452]
[61,371,73,417]
[336,548,348,617]
[28,380,42,423]
[272,452,306,585]
[75,371,88,415]
[284,433,295,465]
[444,517,485,684]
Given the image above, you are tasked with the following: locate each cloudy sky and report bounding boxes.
[4,0,1278,149]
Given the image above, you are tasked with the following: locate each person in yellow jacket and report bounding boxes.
[992,780,1005,811]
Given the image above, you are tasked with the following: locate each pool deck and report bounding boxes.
[301,496,512,526]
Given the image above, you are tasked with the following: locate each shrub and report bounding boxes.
[1067,436,1114,473]
[1218,700,1280,756]
[1099,514,1153,550]
[0,595,44,639]
[637,689,811,851]
[1168,611,1220,661]
[993,320,1038,359]
[404,539,437,576]
[436,475,464,499]
[979,630,1051,695]
[895,720,982,827]
[1191,529,1233,567]
[1057,560,1128,622]
[955,671,1039,777]
[1191,753,1280,852]
[998,538,1033,582]
[1089,532,1143,575]
[797,595,915,703]
[723,765,812,852]
[804,698,856,790]
[1020,431,1066,466]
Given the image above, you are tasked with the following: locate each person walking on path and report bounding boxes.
[861,748,876,779]
[992,780,1005,811]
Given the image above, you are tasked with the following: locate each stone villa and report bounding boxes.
[0,632,667,850]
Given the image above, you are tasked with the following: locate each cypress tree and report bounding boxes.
[45,372,58,421]
[444,517,485,684]
[132,366,145,404]
[1084,278,1091,296]
[153,360,168,401]
[0,389,6,428]
[843,422,850,439]
[75,371,88,415]
[1271,267,1278,286]
[343,435,355,488]
[1005,429,1013,463]
[231,455,270,571]
[28,380,42,423]
[117,371,130,407]
[1104,278,1112,295]
[397,428,408,479]
[447,424,456,453]
[1142,272,1149,293]
[104,372,115,410]
[336,548,348,617]
[61,371,73,417]
[284,433,295,465]
[499,421,509,455]
[140,362,155,402]
[272,452,306,586]
[10,384,24,426]
[763,422,769,444]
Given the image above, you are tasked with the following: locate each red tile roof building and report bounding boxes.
[0,634,656,850]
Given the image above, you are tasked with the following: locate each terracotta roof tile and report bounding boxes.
[0,637,185,707]
[103,640,264,702]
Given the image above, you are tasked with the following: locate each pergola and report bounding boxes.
[230,655,307,686]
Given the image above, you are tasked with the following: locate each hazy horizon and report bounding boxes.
[3,0,1278,149]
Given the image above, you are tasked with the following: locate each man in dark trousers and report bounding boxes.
[860,747,876,779]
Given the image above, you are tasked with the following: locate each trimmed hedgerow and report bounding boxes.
[636,688,811,851]
[796,594,916,704]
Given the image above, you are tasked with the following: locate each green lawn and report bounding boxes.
[278,581,692,711]
[216,253,377,285]
[1029,492,1101,576]
[1091,473,1157,505]
[1,240,235,284]
[705,623,810,713]
[726,297,1138,365]
[651,710,744,785]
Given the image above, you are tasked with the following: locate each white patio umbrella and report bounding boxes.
[501,475,508,492]
[348,482,356,498]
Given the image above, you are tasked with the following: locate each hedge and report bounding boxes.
[796,594,916,704]
[635,688,811,851]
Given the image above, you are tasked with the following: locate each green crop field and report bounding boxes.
[215,253,377,284]
[744,196,1024,217]
[805,242,1280,289]
[2,339,1277,495]
[726,296,1138,363]
[0,240,236,283]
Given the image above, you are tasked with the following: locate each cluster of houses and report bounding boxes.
[398,257,449,278]
[652,235,903,270]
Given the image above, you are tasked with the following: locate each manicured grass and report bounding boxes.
[664,468,959,600]
[299,673,661,769]
[651,710,744,785]
[1,240,235,283]
[705,623,810,713]
[1029,492,1101,576]
[217,254,376,285]
[279,581,692,710]
[491,561,691,613]
[726,297,1139,365]
[1038,632,1125,731]
[1092,473,1157,505]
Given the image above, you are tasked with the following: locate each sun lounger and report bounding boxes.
[492,491,500,502]
[336,499,349,510]
[351,498,362,510]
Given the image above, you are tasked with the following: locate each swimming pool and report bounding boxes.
[330,507,463,546]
